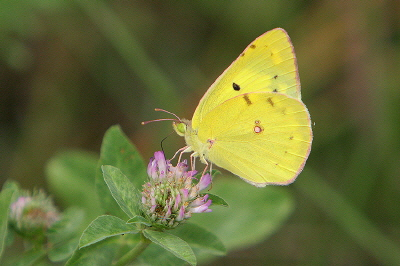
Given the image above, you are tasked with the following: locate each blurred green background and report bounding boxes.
[1,0,400,265]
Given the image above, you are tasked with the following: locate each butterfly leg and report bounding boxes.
[189,151,201,171]
[171,146,192,163]
[205,163,213,189]
[171,146,186,161]
[198,155,210,176]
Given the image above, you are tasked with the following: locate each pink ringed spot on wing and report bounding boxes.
[207,139,215,149]
[254,126,262,133]
[254,120,263,134]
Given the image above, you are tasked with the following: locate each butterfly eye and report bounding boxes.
[173,122,187,136]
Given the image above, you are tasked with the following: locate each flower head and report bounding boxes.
[141,151,212,228]
[9,190,60,240]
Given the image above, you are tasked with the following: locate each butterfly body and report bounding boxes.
[174,28,312,187]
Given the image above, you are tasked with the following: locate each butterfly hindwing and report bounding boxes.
[196,92,312,186]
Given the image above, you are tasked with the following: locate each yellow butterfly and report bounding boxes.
[155,28,312,187]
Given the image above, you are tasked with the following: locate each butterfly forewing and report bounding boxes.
[192,28,301,129]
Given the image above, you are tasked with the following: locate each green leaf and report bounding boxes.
[203,193,228,207]
[138,244,189,266]
[95,125,147,218]
[47,207,86,262]
[1,181,20,193]
[66,237,120,266]
[190,177,293,254]
[172,222,225,256]
[143,229,196,266]
[0,181,18,259]
[126,216,151,226]
[45,150,102,223]
[79,215,138,248]
[101,165,139,218]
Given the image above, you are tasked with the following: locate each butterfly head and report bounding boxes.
[142,109,193,138]
[173,119,190,137]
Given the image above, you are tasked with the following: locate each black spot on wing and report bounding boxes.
[250,44,256,49]
[273,89,278,93]
[233,83,241,91]
[273,75,278,79]
[243,94,252,105]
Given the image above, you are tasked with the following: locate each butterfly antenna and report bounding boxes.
[141,108,182,125]
[154,109,182,122]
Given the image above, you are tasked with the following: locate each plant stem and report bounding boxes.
[113,233,151,266]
